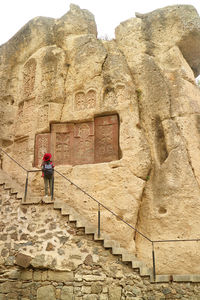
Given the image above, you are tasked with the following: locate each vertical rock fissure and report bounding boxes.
[133,168,152,241]
[174,117,200,190]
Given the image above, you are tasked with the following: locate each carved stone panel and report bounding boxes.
[73,122,94,165]
[37,105,49,130]
[74,92,85,111]
[51,123,74,165]
[23,99,36,134]
[34,114,119,166]
[85,89,96,108]
[23,58,36,99]
[74,89,96,111]
[35,134,51,167]
[102,86,116,107]
[94,115,119,163]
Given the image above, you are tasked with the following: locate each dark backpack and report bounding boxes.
[43,162,53,179]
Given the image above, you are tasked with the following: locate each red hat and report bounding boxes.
[43,153,52,161]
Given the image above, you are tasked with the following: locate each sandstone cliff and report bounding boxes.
[0,4,200,274]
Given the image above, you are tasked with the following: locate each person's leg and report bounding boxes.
[44,177,48,196]
[49,177,53,198]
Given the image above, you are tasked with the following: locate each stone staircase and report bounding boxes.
[0,169,24,200]
[53,200,154,281]
[1,168,200,283]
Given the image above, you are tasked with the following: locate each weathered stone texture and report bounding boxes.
[1,3,200,277]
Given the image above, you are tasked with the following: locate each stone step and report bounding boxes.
[122,253,137,262]
[22,197,42,204]
[191,275,200,282]
[60,208,70,216]
[54,201,64,210]
[111,247,126,255]
[76,219,87,228]
[84,226,97,235]
[173,274,195,282]
[69,214,79,222]
[104,239,120,248]
[151,275,171,283]
[131,260,144,269]
[10,188,18,194]
[93,233,106,241]
[42,196,54,203]
[0,177,5,184]
[16,193,23,200]
[139,266,152,277]
[4,183,11,190]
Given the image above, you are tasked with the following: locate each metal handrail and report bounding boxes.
[1,145,200,280]
[0,147,28,172]
[54,169,151,242]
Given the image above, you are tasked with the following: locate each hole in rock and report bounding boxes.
[158,207,167,214]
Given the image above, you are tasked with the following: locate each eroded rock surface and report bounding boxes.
[0,4,200,274]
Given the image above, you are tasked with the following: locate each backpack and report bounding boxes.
[43,161,53,179]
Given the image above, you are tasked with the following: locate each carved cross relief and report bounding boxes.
[34,115,119,167]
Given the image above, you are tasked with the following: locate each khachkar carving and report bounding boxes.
[102,83,128,106]
[34,115,119,166]
[23,58,37,99]
[74,89,96,111]
[35,134,51,167]
[23,99,36,133]
[37,105,49,130]
[102,86,116,106]
[51,124,74,165]
[73,122,94,165]
[94,115,119,163]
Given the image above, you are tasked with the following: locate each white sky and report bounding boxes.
[1,0,200,45]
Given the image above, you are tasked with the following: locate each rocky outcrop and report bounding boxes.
[115,4,200,274]
[0,4,200,274]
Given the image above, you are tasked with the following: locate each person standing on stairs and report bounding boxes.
[41,153,54,199]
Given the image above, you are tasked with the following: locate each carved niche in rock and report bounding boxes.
[34,115,119,167]
[74,89,96,111]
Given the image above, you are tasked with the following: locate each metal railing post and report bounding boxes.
[24,171,29,202]
[98,203,101,238]
[51,175,54,200]
[152,242,156,281]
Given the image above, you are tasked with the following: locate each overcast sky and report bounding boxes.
[1,0,200,45]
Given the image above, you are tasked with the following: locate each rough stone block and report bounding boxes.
[20,270,33,280]
[61,286,74,300]
[83,295,98,300]
[82,275,106,281]
[7,269,21,279]
[108,286,122,300]
[15,253,32,268]
[33,271,43,281]
[0,282,15,294]
[42,271,48,281]
[99,295,108,300]
[82,285,91,294]
[47,270,74,282]
[37,285,56,300]
[91,283,103,294]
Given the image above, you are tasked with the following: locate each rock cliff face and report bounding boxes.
[0,4,200,274]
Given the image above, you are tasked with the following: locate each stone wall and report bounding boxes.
[1,184,200,299]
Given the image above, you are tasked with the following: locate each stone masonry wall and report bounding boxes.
[1,185,200,299]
